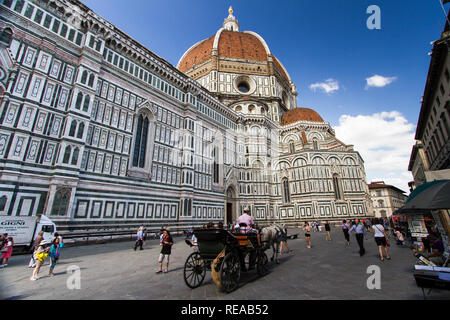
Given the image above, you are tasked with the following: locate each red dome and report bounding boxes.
[281,108,324,125]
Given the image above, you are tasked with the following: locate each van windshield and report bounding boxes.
[41,225,54,233]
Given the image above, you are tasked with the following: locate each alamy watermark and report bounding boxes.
[366,265,381,290]
[66,265,81,290]
[366,5,381,30]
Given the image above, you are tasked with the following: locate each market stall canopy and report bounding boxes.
[395,180,450,214]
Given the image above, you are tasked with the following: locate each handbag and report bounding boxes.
[36,251,48,262]
[1,247,8,253]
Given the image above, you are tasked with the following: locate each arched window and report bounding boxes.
[282,178,291,203]
[75,92,83,109]
[333,173,343,200]
[313,140,318,150]
[50,188,71,216]
[213,147,219,183]
[62,145,71,164]
[378,200,385,207]
[80,70,88,84]
[289,142,295,154]
[88,74,95,87]
[71,147,79,165]
[0,195,7,211]
[82,95,90,112]
[69,120,77,137]
[77,122,84,139]
[132,114,149,168]
[0,28,13,45]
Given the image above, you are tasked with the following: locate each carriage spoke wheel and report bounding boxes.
[220,252,241,293]
[256,249,269,276]
[184,252,206,289]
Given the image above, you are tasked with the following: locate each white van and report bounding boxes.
[0,215,57,251]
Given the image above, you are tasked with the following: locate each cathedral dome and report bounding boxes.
[177,7,292,87]
[281,107,324,125]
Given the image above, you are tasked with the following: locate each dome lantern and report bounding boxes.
[223,6,239,32]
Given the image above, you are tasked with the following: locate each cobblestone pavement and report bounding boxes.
[1,228,449,300]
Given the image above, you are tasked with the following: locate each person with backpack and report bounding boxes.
[369,218,391,261]
[30,240,49,281]
[48,237,64,277]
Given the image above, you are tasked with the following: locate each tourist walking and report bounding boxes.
[29,231,44,268]
[279,231,290,254]
[342,220,350,246]
[303,222,311,248]
[134,227,144,251]
[0,237,14,268]
[48,237,64,276]
[370,218,391,261]
[325,221,331,241]
[157,229,173,273]
[349,219,366,256]
[30,240,49,280]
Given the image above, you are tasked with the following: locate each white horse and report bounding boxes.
[260,224,287,264]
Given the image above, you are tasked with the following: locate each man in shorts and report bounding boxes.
[157,230,173,273]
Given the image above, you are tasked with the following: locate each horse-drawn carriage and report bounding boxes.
[183,228,269,293]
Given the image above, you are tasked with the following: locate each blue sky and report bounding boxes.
[81,0,448,192]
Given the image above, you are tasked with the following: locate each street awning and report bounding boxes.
[395,180,450,214]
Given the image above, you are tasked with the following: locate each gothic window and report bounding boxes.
[75,92,83,109]
[282,178,291,203]
[88,74,95,87]
[333,173,343,200]
[71,147,79,165]
[81,70,88,84]
[82,95,90,112]
[213,147,219,183]
[63,145,71,164]
[51,188,70,216]
[289,142,295,153]
[77,122,84,139]
[0,195,6,211]
[313,140,318,150]
[69,120,77,137]
[132,114,150,168]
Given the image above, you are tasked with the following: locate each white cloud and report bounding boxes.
[309,79,339,94]
[333,111,415,193]
[365,75,397,89]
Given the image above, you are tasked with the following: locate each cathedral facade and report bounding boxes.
[0,0,372,233]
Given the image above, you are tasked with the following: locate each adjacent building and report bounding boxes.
[408,11,450,189]
[368,181,407,218]
[0,0,372,233]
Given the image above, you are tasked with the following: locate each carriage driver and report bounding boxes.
[235,207,259,271]
[236,207,256,234]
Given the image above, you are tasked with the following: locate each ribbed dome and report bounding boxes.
[178,31,268,72]
[177,30,291,84]
[281,108,324,125]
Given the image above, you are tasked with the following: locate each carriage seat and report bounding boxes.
[234,223,259,248]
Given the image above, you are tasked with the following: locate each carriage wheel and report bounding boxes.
[256,249,269,276]
[220,252,241,293]
[183,252,206,289]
